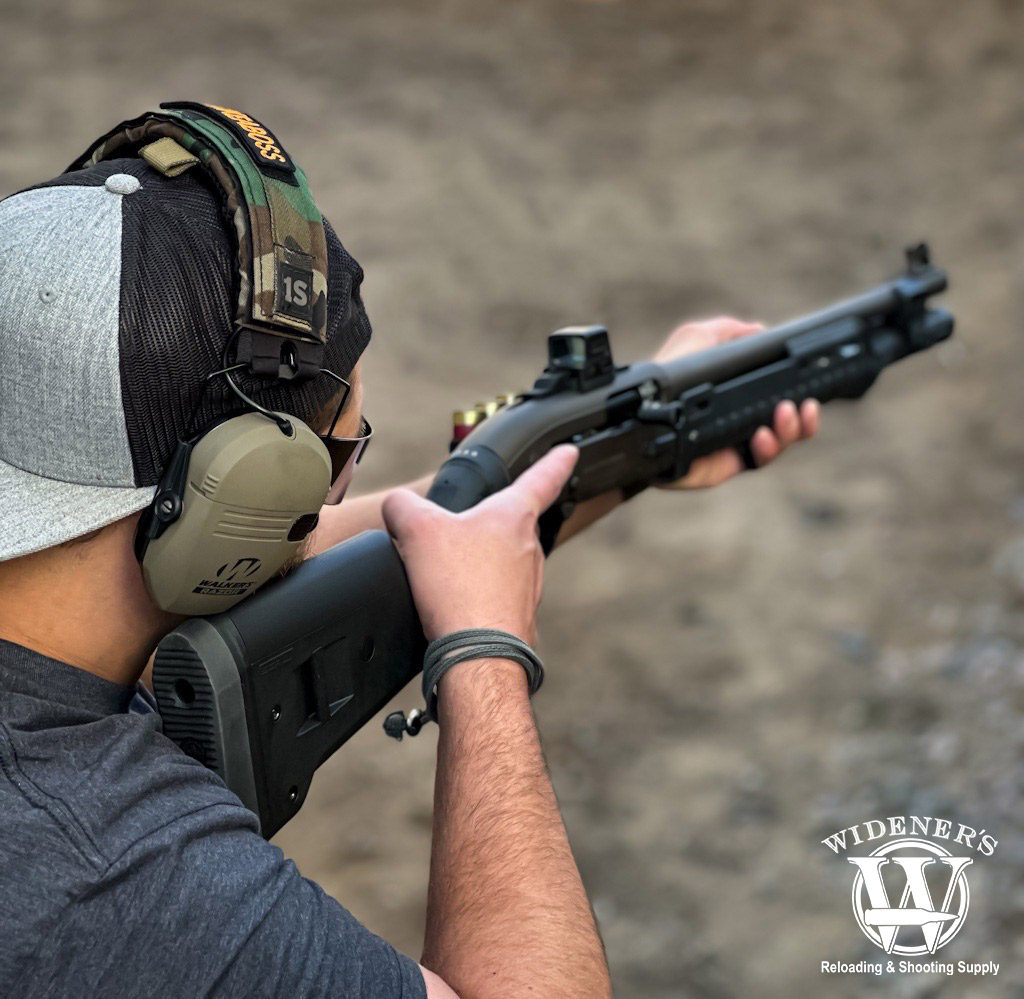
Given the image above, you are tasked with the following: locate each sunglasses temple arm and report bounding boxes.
[319,369,353,437]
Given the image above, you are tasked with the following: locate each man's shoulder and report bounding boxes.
[0,703,257,869]
[0,704,262,995]
[0,697,427,999]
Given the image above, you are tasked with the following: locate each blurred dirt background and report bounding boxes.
[2,0,1022,995]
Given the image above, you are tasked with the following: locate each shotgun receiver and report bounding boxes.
[153,245,953,838]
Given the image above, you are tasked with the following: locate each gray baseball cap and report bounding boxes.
[0,156,371,561]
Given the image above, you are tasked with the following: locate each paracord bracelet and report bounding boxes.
[383,629,544,741]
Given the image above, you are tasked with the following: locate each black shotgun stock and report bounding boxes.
[153,245,953,837]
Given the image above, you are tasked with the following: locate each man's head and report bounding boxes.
[0,132,372,673]
[0,153,371,558]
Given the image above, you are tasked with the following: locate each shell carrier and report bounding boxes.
[69,101,329,380]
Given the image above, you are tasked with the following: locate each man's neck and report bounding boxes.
[0,517,177,687]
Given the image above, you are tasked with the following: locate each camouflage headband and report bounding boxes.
[68,101,328,380]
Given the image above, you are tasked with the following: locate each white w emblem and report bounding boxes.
[848,838,971,955]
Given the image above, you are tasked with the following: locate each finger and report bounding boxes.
[749,425,779,466]
[703,318,765,343]
[800,398,821,438]
[381,487,438,540]
[674,317,763,348]
[507,444,580,516]
[674,448,744,488]
[685,316,763,335]
[655,318,766,363]
[772,400,801,449]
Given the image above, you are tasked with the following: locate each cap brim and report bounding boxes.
[0,459,156,561]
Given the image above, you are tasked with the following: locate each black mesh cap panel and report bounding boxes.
[38,157,372,487]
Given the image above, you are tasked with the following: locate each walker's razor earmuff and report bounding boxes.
[133,413,331,616]
[69,102,342,615]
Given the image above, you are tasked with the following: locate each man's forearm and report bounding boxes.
[309,474,435,554]
[422,661,611,998]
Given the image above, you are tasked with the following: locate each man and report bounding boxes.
[0,143,818,998]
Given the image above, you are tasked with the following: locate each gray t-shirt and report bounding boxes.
[0,638,426,999]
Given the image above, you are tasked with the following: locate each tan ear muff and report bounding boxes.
[140,413,331,615]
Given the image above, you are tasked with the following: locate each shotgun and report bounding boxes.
[153,244,953,838]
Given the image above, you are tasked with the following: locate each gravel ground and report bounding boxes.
[2,1,1022,995]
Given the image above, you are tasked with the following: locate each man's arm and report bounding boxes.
[311,318,819,555]
[383,448,612,998]
[309,474,435,555]
[424,660,608,996]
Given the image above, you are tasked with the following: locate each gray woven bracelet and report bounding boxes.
[423,629,544,722]
[383,629,544,740]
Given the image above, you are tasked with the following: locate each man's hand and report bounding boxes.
[552,316,822,546]
[653,317,821,489]
[382,445,579,645]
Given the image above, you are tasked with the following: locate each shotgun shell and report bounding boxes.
[450,408,481,450]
